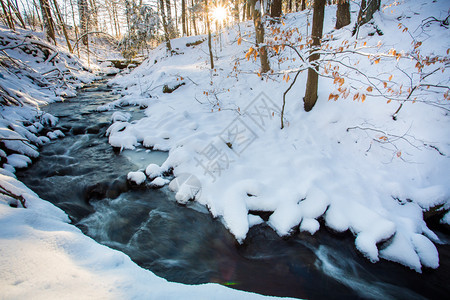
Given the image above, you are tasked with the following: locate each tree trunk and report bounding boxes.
[39,0,56,44]
[355,0,380,30]
[77,0,89,46]
[88,0,99,32]
[335,0,350,29]
[7,0,26,28]
[0,0,14,30]
[246,0,251,20]
[270,0,282,20]
[181,0,186,36]
[205,0,214,69]
[52,0,72,52]
[159,0,172,53]
[165,0,175,38]
[303,0,325,112]
[253,0,270,73]
[190,0,198,36]
[301,0,306,10]
[234,0,240,23]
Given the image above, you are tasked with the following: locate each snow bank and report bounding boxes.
[106,0,449,272]
[0,26,94,175]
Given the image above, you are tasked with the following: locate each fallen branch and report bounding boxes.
[0,185,27,208]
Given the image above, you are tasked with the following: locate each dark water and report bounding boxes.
[17,81,450,300]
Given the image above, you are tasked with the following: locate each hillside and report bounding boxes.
[106,0,450,272]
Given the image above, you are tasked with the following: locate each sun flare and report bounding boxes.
[211,5,227,23]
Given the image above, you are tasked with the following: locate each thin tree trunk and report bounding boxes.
[32,0,43,30]
[253,0,270,73]
[88,0,99,32]
[336,0,350,29]
[77,0,89,46]
[174,0,178,36]
[7,0,26,28]
[52,0,72,52]
[303,0,325,112]
[181,0,186,35]
[24,0,37,29]
[234,0,240,23]
[191,0,198,36]
[112,1,120,37]
[205,0,214,69]
[69,0,79,56]
[39,0,56,44]
[246,0,251,20]
[301,0,306,11]
[165,0,175,38]
[159,0,172,53]
[0,0,14,30]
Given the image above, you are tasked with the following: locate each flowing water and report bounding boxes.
[17,81,449,300]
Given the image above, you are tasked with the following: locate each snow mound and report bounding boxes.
[127,171,146,185]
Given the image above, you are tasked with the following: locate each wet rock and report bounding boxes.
[84,181,109,202]
[71,126,86,135]
[106,175,129,198]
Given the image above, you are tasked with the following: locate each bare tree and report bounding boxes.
[0,0,15,30]
[182,0,187,35]
[253,0,270,73]
[353,0,381,35]
[270,0,282,21]
[303,0,325,111]
[159,0,172,53]
[39,0,57,44]
[77,0,89,45]
[336,0,350,29]
[205,0,213,69]
[7,0,26,28]
[51,0,72,52]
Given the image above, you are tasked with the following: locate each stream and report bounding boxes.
[17,80,449,300]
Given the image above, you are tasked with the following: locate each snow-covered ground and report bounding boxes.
[105,0,449,273]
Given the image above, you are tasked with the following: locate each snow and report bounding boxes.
[6,154,31,169]
[149,177,170,187]
[127,171,147,185]
[103,0,449,272]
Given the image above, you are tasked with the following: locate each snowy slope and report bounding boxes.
[105,0,450,272]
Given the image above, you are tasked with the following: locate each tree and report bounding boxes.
[165,0,176,37]
[336,0,350,29]
[39,0,56,44]
[205,0,213,69]
[121,0,158,58]
[159,0,172,53]
[253,0,270,73]
[51,0,72,52]
[77,0,89,45]
[0,0,15,30]
[303,0,325,111]
[270,0,282,21]
[300,0,306,11]
[353,0,381,35]
[181,0,187,35]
